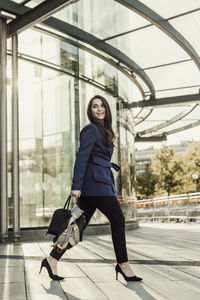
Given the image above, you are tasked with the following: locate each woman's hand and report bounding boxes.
[70,190,81,199]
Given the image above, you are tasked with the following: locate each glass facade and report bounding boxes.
[1,0,199,238]
[6,27,136,229]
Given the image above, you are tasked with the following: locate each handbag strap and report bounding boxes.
[63,195,72,210]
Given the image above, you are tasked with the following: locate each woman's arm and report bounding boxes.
[71,124,97,193]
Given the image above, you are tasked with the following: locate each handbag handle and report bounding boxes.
[63,195,72,210]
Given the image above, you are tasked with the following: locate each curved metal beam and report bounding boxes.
[42,17,155,96]
[115,0,200,70]
[127,93,200,108]
[7,50,117,95]
[135,134,167,142]
[8,0,79,36]
[138,104,198,135]
[33,26,146,97]
[1,1,155,97]
[134,108,153,126]
[166,120,200,135]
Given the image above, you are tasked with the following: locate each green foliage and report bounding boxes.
[136,163,158,198]
[135,142,200,198]
[180,142,200,192]
[151,146,183,196]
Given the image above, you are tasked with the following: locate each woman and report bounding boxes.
[40,95,142,282]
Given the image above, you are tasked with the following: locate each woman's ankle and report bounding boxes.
[119,261,129,268]
[47,255,58,265]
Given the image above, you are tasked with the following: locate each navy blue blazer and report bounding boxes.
[71,123,120,197]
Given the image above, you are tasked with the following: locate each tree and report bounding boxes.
[152,146,183,196]
[136,163,158,198]
[181,142,200,193]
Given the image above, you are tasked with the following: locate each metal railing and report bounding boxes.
[136,192,200,223]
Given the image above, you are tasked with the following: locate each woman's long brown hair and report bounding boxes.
[87,95,116,147]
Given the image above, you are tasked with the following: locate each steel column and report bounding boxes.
[0,17,8,242]
[12,34,20,241]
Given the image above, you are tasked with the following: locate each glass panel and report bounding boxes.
[118,71,143,102]
[139,0,200,19]
[18,60,75,228]
[25,0,45,8]
[143,106,193,122]
[108,25,189,69]
[156,119,193,132]
[135,104,199,132]
[156,86,200,98]
[146,61,200,90]
[167,126,200,145]
[181,105,200,120]
[79,49,118,95]
[170,11,200,56]
[19,29,78,71]
[54,0,150,40]
[135,120,162,132]
[19,30,42,61]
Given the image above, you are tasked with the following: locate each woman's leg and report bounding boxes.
[48,196,96,272]
[90,196,128,263]
[86,196,136,277]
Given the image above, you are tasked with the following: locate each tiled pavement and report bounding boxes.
[0,221,200,300]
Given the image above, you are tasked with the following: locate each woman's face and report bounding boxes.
[91,98,106,122]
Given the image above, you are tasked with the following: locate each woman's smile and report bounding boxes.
[91,98,106,121]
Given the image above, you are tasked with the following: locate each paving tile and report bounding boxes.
[60,277,108,300]
[174,266,200,278]
[0,244,23,256]
[96,281,168,300]
[132,264,200,300]
[66,244,104,260]
[77,264,115,283]
[58,261,87,278]
[0,266,24,283]
[22,242,44,257]
[1,222,200,300]
[26,279,67,300]
[0,282,26,299]
[0,258,24,267]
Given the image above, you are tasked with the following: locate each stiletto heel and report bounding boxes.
[39,258,64,281]
[115,264,143,282]
[39,264,43,274]
[116,269,118,280]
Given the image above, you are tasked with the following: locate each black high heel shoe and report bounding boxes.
[39,258,64,281]
[115,264,143,282]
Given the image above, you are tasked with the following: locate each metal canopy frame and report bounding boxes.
[124,93,200,108]
[135,119,200,142]
[5,0,200,134]
[42,17,155,96]
[8,0,78,36]
[138,104,198,135]
[135,134,167,142]
[167,120,200,135]
[33,25,146,97]
[115,0,200,71]
[1,0,155,98]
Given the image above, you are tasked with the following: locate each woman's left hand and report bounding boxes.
[70,190,81,199]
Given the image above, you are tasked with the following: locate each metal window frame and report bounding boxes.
[0,17,8,242]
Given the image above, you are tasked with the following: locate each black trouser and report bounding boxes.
[50,196,128,263]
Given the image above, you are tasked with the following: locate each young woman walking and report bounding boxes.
[40,95,143,282]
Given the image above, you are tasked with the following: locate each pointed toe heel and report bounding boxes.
[115,264,143,282]
[39,258,64,281]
